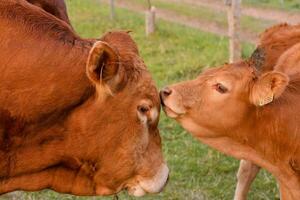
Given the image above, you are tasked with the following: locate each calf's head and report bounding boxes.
[160,62,289,137]
[78,32,168,196]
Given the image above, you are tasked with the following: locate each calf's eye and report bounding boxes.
[214,83,228,94]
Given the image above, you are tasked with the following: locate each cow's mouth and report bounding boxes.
[160,91,186,118]
[160,96,176,118]
[161,99,186,118]
[126,163,169,197]
[126,184,147,197]
[162,105,180,118]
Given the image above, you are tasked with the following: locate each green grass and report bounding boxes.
[2,0,279,199]
[126,0,275,34]
[244,0,300,12]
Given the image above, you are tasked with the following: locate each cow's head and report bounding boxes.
[81,32,168,196]
[160,61,289,138]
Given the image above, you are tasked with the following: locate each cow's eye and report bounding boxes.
[137,105,150,113]
[215,83,228,94]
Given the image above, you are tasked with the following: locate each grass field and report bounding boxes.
[1,0,280,199]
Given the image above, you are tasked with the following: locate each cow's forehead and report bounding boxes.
[135,79,159,100]
[101,31,139,55]
[100,32,159,102]
[202,62,255,80]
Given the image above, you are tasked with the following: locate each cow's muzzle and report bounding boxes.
[127,163,169,197]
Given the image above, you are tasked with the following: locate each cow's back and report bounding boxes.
[0,0,93,122]
[26,0,71,25]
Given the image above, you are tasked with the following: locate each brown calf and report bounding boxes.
[0,0,168,196]
[234,23,300,200]
[161,25,300,200]
[252,23,300,73]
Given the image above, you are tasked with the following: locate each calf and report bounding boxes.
[0,0,168,196]
[235,23,300,200]
[161,35,300,200]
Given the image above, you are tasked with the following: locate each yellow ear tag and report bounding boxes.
[258,93,274,106]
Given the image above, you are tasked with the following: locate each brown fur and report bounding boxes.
[275,43,300,76]
[0,0,167,196]
[236,23,300,200]
[26,0,71,26]
[250,23,300,72]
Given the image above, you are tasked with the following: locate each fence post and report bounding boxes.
[110,0,115,20]
[146,0,156,36]
[225,0,241,63]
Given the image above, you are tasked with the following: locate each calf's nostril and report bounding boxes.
[161,87,172,97]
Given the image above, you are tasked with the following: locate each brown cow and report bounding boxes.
[161,30,300,200]
[234,23,300,200]
[26,0,71,25]
[0,0,168,197]
[251,23,300,73]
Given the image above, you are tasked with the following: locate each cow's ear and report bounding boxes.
[250,71,289,106]
[86,41,125,93]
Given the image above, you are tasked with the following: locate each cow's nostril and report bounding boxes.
[161,87,172,97]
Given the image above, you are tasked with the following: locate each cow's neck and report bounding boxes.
[246,103,300,164]
[218,104,300,199]
[4,18,99,152]
[245,110,300,199]
[188,103,300,199]
[197,135,300,199]
[0,6,97,123]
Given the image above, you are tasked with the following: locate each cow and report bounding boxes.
[234,23,300,200]
[252,23,300,73]
[161,26,300,199]
[0,0,168,197]
[25,0,71,25]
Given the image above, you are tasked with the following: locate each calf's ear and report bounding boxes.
[250,71,289,106]
[86,41,125,93]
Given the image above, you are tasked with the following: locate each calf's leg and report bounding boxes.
[234,160,260,200]
[280,184,294,200]
[0,167,96,196]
